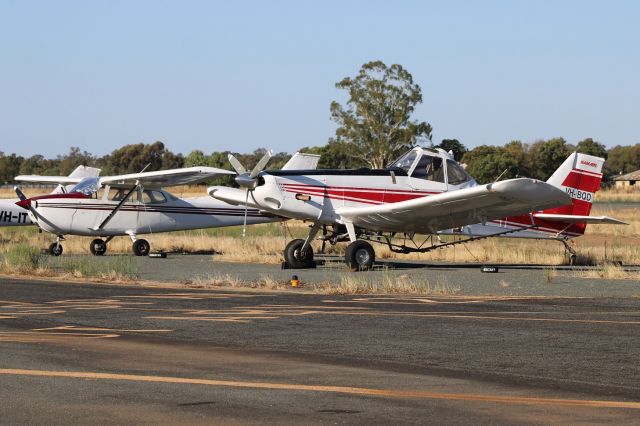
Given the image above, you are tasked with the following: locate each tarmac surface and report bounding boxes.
[1,276,640,424]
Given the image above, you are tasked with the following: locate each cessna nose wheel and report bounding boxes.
[48,242,63,256]
[284,239,315,269]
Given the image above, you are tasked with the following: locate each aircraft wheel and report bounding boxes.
[48,242,63,256]
[90,239,107,256]
[284,239,314,268]
[132,239,150,256]
[345,240,375,271]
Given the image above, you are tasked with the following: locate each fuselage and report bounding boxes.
[0,199,32,226]
[24,189,281,237]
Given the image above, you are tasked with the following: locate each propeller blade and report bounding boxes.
[228,154,246,175]
[249,150,272,179]
[242,188,249,238]
[14,186,27,201]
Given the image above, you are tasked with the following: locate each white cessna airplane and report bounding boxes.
[210,148,624,270]
[14,153,319,256]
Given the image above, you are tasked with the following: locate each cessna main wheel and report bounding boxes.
[90,239,107,256]
[48,242,63,256]
[284,238,314,268]
[345,240,375,271]
[132,239,150,256]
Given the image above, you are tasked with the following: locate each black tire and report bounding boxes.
[90,239,107,256]
[132,239,150,256]
[345,240,375,271]
[284,239,314,268]
[48,242,63,256]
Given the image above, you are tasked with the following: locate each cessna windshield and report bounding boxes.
[69,177,100,196]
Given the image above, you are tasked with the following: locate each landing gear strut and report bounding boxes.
[562,240,577,266]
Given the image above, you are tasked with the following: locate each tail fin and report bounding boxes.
[542,152,604,234]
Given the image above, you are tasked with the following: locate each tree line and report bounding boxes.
[2,60,638,185]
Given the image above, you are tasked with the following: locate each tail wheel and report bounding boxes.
[48,242,63,256]
[284,239,314,268]
[345,240,375,271]
[90,239,107,256]
[132,239,150,256]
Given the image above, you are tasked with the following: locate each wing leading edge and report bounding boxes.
[100,167,235,188]
[336,178,572,234]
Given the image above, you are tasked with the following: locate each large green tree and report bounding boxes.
[575,138,607,159]
[526,138,571,180]
[461,145,521,183]
[330,60,432,168]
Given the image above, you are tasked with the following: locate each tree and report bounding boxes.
[526,138,571,180]
[606,144,640,176]
[101,141,181,174]
[461,145,520,184]
[300,140,367,169]
[330,60,432,168]
[575,138,607,159]
[0,153,24,184]
[57,147,95,175]
[436,139,467,161]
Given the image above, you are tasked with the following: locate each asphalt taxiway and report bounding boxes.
[1,277,640,424]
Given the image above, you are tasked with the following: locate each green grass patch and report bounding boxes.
[1,244,44,273]
[46,255,139,281]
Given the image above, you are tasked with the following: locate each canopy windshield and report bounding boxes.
[69,177,100,195]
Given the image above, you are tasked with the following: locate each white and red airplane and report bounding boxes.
[209,148,624,270]
[13,153,320,256]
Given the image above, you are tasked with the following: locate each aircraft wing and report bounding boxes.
[336,178,572,234]
[533,213,627,225]
[14,175,86,185]
[100,166,235,188]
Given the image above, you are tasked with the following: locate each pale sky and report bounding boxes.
[1,0,638,157]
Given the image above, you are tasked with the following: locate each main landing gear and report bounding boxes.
[282,223,376,272]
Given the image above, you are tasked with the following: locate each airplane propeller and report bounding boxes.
[227,150,272,237]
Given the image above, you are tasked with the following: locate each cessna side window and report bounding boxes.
[412,155,445,183]
[446,160,470,185]
[388,151,417,173]
[140,190,167,204]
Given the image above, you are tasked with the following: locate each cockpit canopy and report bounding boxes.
[388,148,473,186]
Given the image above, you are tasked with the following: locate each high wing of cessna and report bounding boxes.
[12,152,320,257]
[0,165,101,227]
[209,148,625,270]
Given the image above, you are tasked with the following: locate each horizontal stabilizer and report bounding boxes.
[533,213,627,225]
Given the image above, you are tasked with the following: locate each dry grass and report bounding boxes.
[595,187,640,203]
[569,263,640,280]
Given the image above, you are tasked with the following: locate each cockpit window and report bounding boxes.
[446,160,470,185]
[388,151,417,173]
[140,190,167,204]
[411,155,445,183]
